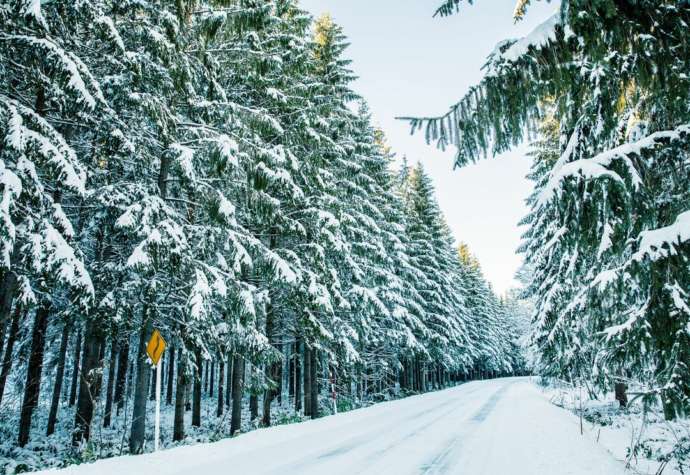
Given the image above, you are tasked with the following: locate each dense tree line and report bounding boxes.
[412,0,690,418]
[0,0,524,470]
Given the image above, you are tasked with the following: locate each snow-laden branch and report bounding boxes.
[538,124,690,207]
[485,13,562,77]
[633,211,690,262]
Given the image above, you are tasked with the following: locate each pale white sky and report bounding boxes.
[300,0,558,294]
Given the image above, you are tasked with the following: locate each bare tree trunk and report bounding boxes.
[262,304,277,427]
[185,375,191,411]
[209,361,215,398]
[0,303,21,407]
[166,344,175,405]
[203,360,209,395]
[173,353,187,441]
[69,327,82,407]
[401,359,408,391]
[250,393,258,421]
[0,271,16,360]
[289,345,295,399]
[230,355,244,435]
[662,394,677,421]
[303,345,312,417]
[277,348,284,406]
[310,348,319,418]
[294,340,301,413]
[73,320,105,446]
[225,353,233,409]
[149,368,156,401]
[114,337,129,415]
[411,360,417,392]
[216,359,225,417]
[103,337,119,428]
[18,302,51,447]
[192,348,202,427]
[615,382,628,408]
[280,359,285,405]
[261,366,276,427]
[129,313,152,454]
[127,361,135,401]
[46,322,70,435]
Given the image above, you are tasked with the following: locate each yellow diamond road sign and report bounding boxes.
[146,329,167,366]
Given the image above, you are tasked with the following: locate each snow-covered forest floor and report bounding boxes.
[26,377,636,475]
[0,382,332,473]
[541,381,690,475]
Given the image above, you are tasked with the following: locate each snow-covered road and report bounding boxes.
[41,377,627,475]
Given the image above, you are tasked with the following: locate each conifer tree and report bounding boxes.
[410,0,690,417]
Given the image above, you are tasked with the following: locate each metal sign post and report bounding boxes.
[146,329,167,452]
[154,356,162,451]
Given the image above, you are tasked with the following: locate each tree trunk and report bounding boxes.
[18,302,51,447]
[127,360,135,401]
[225,353,233,409]
[129,314,152,454]
[230,355,244,435]
[662,395,677,421]
[303,345,312,417]
[0,271,16,361]
[72,321,105,446]
[289,346,295,398]
[408,360,414,393]
[69,327,82,407]
[185,375,191,411]
[102,337,119,428]
[192,348,202,427]
[0,303,21,407]
[173,354,187,441]
[209,361,215,397]
[203,361,209,395]
[294,341,301,413]
[261,368,274,427]
[46,322,70,436]
[614,382,628,408]
[160,357,165,401]
[400,360,407,391]
[114,337,129,415]
[310,348,319,418]
[277,358,284,406]
[166,344,175,405]
[262,304,277,427]
[250,394,258,421]
[278,346,285,405]
[216,359,225,417]
[149,368,156,401]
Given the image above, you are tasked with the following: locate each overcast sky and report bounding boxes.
[299,0,559,294]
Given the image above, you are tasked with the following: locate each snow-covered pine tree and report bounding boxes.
[409,0,690,417]
[0,0,107,447]
[401,163,472,387]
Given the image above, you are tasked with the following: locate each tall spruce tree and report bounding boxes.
[409,0,690,417]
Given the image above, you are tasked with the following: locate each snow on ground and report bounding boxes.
[545,385,690,475]
[35,377,629,475]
